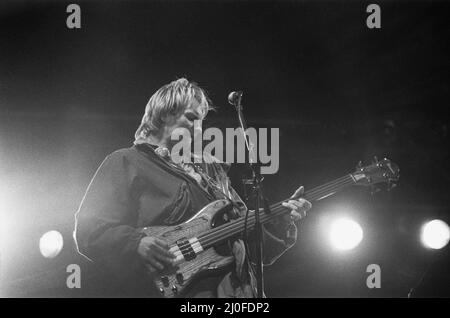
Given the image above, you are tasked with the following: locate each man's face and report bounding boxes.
[165,100,205,144]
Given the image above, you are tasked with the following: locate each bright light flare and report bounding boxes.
[329,218,364,251]
[39,230,64,258]
[421,219,450,250]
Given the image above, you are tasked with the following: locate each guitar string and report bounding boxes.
[172,175,349,246]
[271,174,353,206]
[174,176,354,254]
[174,176,353,253]
[196,178,355,248]
[197,175,353,241]
[174,184,355,262]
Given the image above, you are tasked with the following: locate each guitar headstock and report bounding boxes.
[351,157,400,192]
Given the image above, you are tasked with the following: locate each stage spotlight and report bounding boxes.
[329,218,363,251]
[39,230,64,258]
[421,219,450,250]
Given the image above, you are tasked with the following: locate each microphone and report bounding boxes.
[228,91,243,106]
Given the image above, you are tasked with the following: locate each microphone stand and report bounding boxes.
[229,91,265,298]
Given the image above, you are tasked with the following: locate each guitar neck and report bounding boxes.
[198,174,356,249]
[272,174,355,210]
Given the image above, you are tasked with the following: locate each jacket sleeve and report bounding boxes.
[74,151,147,283]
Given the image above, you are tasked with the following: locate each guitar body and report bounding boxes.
[142,199,238,298]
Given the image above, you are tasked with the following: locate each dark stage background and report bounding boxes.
[0,0,449,297]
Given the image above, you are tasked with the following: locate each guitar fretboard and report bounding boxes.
[197,174,355,249]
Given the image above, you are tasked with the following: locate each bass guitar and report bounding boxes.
[143,157,399,297]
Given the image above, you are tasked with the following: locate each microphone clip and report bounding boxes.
[228,91,243,107]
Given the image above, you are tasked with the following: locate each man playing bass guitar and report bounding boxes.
[74,78,312,297]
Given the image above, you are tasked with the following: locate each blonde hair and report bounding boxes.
[135,78,212,141]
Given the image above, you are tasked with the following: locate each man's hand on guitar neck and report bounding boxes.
[137,236,176,272]
[281,186,312,223]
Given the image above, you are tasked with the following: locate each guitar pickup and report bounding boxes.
[176,238,197,261]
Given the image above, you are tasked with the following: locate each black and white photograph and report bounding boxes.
[0,0,449,301]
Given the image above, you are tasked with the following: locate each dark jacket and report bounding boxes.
[74,143,296,297]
